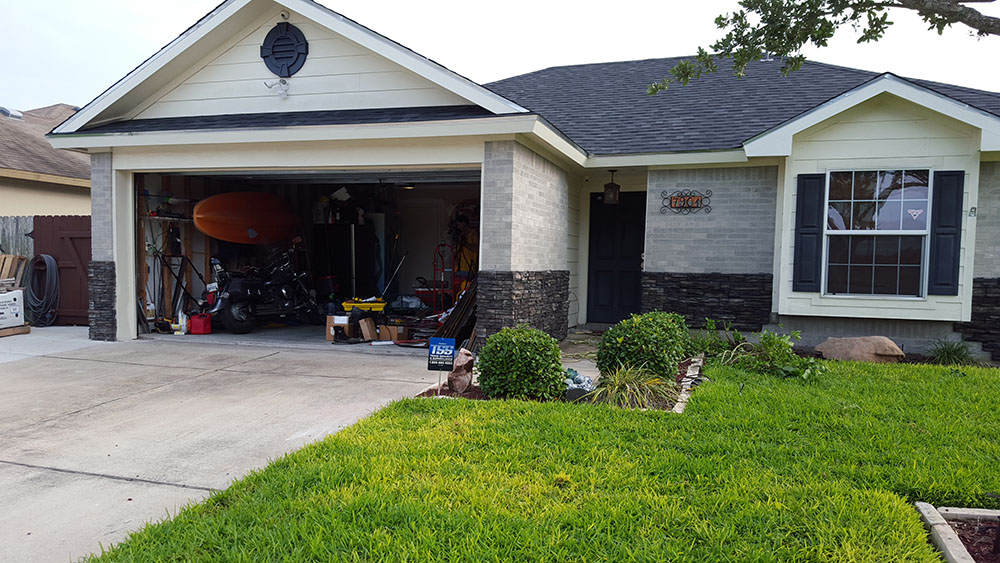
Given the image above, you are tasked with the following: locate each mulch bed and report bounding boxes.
[418,357,700,408]
[950,520,1000,563]
[795,347,935,365]
[416,384,488,400]
[675,359,695,384]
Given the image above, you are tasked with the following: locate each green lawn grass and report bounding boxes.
[91,362,1000,562]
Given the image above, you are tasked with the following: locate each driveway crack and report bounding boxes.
[0,459,218,492]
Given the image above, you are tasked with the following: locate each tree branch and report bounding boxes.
[896,0,1000,34]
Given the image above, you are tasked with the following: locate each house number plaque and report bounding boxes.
[661,189,712,214]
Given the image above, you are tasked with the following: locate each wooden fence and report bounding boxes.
[0,216,34,258]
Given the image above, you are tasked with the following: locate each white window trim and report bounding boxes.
[819,168,934,300]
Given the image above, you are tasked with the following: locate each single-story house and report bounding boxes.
[49,0,1000,358]
[2,104,91,216]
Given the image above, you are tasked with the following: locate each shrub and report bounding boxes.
[597,312,690,379]
[927,339,976,366]
[688,318,745,358]
[584,364,678,409]
[478,325,565,400]
[723,328,829,381]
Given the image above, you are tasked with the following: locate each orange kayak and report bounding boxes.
[193,192,298,245]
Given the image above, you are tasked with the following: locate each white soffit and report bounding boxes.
[743,73,1000,156]
[52,0,526,135]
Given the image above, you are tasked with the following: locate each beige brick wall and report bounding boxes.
[480,141,569,272]
[975,161,1000,278]
[90,152,113,262]
[646,166,778,274]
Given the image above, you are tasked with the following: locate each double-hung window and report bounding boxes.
[824,169,930,297]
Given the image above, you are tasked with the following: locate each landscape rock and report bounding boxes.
[448,347,475,393]
[815,336,905,363]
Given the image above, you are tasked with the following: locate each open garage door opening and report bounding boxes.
[134,169,481,348]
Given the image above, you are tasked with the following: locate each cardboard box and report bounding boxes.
[359,318,378,341]
[0,290,25,329]
[378,325,409,341]
[326,316,354,341]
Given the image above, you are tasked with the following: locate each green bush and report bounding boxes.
[688,318,745,357]
[724,328,829,381]
[927,339,977,366]
[597,312,689,378]
[584,364,678,409]
[478,325,565,400]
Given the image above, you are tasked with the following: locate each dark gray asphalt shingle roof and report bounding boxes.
[74,105,496,134]
[61,55,1000,159]
[486,57,1000,156]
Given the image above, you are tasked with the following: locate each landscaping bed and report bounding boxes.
[87,361,1000,562]
[951,520,1000,563]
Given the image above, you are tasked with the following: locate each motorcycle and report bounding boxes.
[204,239,319,334]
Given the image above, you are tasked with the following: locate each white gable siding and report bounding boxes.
[777,93,981,322]
[135,10,470,119]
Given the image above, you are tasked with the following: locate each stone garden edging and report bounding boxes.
[915,502,1000,563]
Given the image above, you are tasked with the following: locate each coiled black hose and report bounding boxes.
[26,254,60,327]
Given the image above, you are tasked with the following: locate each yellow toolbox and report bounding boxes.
[341,299,387,312]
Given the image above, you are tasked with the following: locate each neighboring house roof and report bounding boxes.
[486,57,1000,156]
[1,104,90,182]
[76,105,498,134]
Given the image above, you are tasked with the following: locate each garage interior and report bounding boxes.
[134,169,481,348]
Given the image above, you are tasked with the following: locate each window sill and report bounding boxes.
[821,293,927,302]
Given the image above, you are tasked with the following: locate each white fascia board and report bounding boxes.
[587,149,748,169]
[530,121,588,166]
[281,0,527,115]
[744,74,1000,156]
[48,115,541,150]
[52,0,252,135]
[983,129,1000,152]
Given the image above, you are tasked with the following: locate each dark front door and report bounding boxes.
[587,191,645,323]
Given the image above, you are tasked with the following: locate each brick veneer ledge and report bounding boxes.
[640,272,773,331]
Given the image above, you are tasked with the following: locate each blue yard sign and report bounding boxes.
[428,337,456,371]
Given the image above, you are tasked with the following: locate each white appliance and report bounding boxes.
[0,290,25,329]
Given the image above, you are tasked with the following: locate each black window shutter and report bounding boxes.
[927,171,965,296]
[793,174,826,292]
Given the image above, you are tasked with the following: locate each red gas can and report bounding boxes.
[189,314,212,335]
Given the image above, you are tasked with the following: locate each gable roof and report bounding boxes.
[1,104,90,183]
[487,57,1000,156]
[73,105,498,134]
[744,73,1000,156]
[52,0,526,135]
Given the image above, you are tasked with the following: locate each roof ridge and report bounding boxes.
[486,55,695,85]
[487,55,882,86]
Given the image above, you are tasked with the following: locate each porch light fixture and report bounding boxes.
[603,169,620,205]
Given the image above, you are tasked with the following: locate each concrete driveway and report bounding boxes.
[0,331,435,562]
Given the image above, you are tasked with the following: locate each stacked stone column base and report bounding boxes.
[477,270,569,347]
[88,261,117,341]
[954,278,1000,361]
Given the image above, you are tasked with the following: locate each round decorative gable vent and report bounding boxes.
[260,22,309,78]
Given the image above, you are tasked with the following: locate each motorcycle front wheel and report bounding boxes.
[219,301,256,334]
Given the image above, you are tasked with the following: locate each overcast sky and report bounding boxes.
[4,0,999,111]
